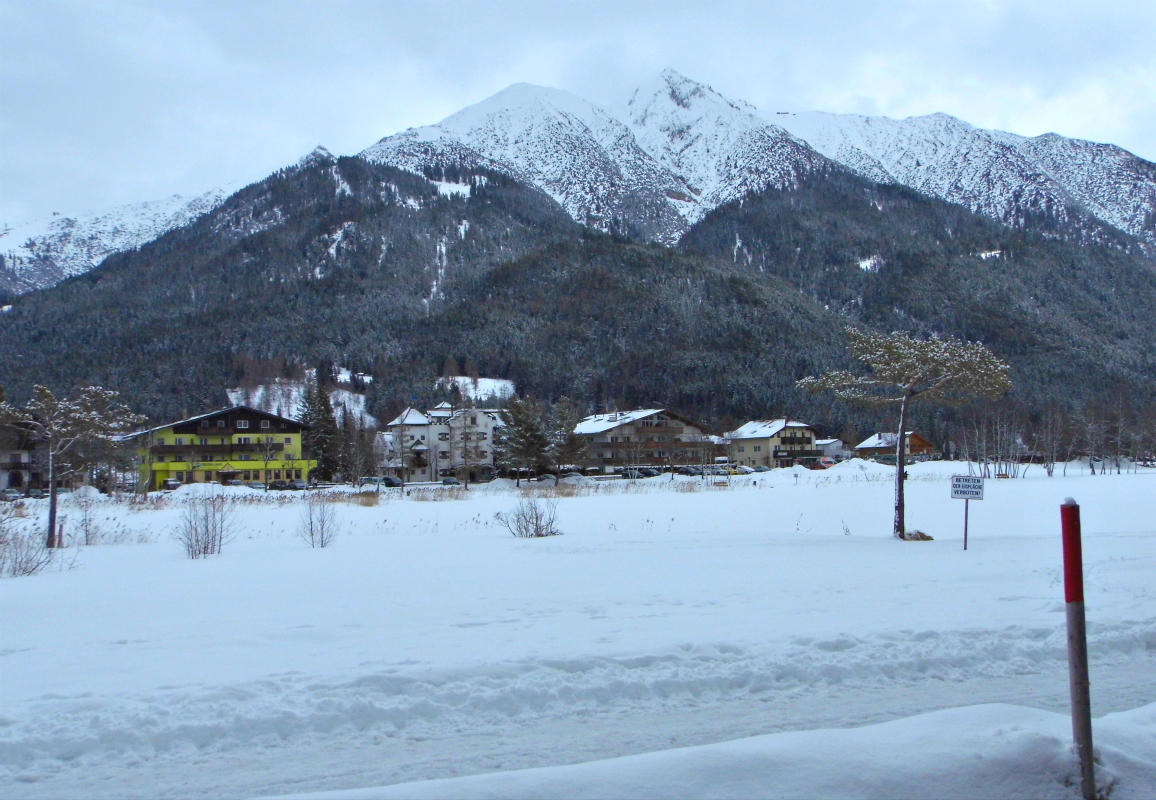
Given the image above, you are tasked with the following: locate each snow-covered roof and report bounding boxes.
[856,432,915,450]
[815,438,842,447]
[574,409,665,435]
[726,419,812,440]
[386,407,430,427]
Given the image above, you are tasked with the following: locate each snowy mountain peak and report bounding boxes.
[297,145,337,168]
[626,70,827,214]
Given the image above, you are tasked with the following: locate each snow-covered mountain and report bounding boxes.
[8,69,1154,297]
[0,187,230,295]
[773,110,1156,243]
[363,69,1156,247]
[361,82,693,242]
[624,70,827,219]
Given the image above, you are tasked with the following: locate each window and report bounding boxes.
[754,445,762,452]
[284,437,291,444]
[199,438,208,445]
[217,420,226,429]
[155,454,165,462]
[236,420,250,429]
[260,420,270,429]
[438,432,449,441]
[238,436,251,445]
[174,438,183,446]
[439,451,450,460]
[738,446,745,453]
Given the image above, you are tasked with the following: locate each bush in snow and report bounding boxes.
[496,497,561,538]
[0,504,55,577]
[300,492,340,548]
[175,494,234,559]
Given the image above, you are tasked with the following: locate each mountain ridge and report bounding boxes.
[9,69,1152,296]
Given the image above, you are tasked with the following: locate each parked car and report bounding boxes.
[268,480,289,490]
[288,479,308,490]
[245,481,267,490]
[223,479,244,486]
[23,488,46,499]
[359,475,404,488]
[161,479,182,491]
[0,488,22,502]
[441,477,461,486]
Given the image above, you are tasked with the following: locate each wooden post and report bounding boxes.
[1061,498,1095,800]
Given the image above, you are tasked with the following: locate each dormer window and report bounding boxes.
[260,420,270,429]
[237,420,250,429]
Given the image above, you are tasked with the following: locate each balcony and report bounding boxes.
[1,460,32,470]
[150,443,284,456]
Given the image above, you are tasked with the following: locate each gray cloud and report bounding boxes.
[3,0,1154,225]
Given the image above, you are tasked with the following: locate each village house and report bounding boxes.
[126,406,316,491]
[379,402,501,483]
[0,426,39,491]
[815,437,854,462]
[855,431,937,460]
[574,409,712,472]
[725,419,822,468]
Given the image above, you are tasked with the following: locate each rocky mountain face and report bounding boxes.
[773,110,1156,246]
[0,188,230,296]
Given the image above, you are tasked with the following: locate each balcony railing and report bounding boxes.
[1,460,32,470]
[150,443,285,455]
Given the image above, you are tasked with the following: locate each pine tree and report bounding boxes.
[299,378,341,481]
[495,396,551,486]
[798,328,1011,539]
[547,397,588,470]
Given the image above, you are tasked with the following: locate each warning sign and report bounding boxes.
[951,475,984,500]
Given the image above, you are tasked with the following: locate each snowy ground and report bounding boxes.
[1,461,1154,799]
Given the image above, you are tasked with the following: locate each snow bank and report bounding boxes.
[268,702,1156,799]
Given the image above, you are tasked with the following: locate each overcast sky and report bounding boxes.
[3,0,1154,226]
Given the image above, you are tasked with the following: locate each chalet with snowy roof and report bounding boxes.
[574,409,711,472]
[379,403,501,483]
[855,431,937,460]
[725,419,821,468]
[126,406,316,491]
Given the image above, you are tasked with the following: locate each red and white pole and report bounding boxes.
[1061,498,1095,800]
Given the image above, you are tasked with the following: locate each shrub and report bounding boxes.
[175,495,235,558]
[0,506,54,577]
[300,492,340,548]
[495,497,562,538]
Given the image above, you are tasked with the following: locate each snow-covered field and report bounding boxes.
[1,460,1154,799]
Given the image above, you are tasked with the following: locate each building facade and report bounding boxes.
[129,406,316,490]
[379,403,501,483]
[574,409,711,472]
[0,428,39,490]
[725,419,821,468]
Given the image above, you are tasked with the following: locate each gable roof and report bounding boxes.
[385,407,430,427]
[125,405,305,439]
[726,419,812,440]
